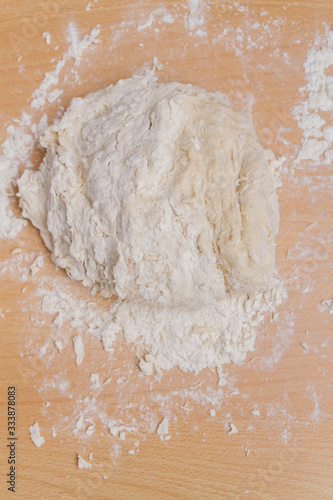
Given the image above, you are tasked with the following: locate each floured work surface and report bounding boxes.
[0,1,332,499]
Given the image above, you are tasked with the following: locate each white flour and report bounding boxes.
[31,25,101,109]
[293,28,333,165]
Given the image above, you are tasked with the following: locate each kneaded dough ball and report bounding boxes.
[18,76,279,305]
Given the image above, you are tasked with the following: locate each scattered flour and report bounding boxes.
[67,23,100,64]
[137,12,155,31]
[31,24,100,109]
[280,429,292,443]
[0,2,330,470]
[293,29,333,165]
[187,0,207,36]
[39,288,113,340]
[0,24,102,241]
[307,383,321,422]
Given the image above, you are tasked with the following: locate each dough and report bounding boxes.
[18,75,281,375]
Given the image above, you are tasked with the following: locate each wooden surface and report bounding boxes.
[0,1,333,499]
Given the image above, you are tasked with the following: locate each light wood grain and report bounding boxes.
[0,1,333,499]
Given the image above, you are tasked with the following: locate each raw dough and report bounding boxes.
[18,75,282,375]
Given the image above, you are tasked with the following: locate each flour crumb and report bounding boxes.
[162,13,175,24]
[77,455,91,469]
[320,338,329,348]
[281,429,292,443]
[128,449,135,455]
[42,32,51,45]
[86,424,95,436]
[152,56,163,71]
[11,248,22,255]
[157,418,169,440]
[29,423,45,447]
[46,88,63,104]
[318,299,333,315]
[54,340,63,353]
[90,373,100,389]
[300,342,309,351]
[209,409,216,417]
[51,426,57,437]
[227,423,238,435]
[73,335,84,366]
[251,409,260,417]
[108,423,136,438]
[136,13,154,31]
[139,357,153,376]
[230,389,240,396]
[73,415,84,434]
[29,255,44,276]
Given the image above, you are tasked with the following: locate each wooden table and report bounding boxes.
[0,1,332,498]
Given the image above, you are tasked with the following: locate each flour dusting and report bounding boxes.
[0,1,331,473]
[293,28,333,165]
